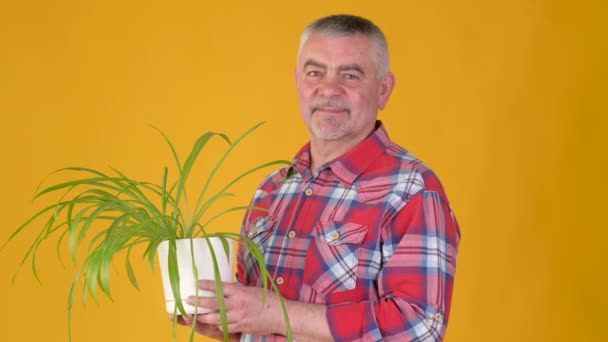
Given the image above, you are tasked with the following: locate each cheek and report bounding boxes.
[299,87,316,105]
[297,89,314,117]
[351,90,374,109]
[348,91,380,120]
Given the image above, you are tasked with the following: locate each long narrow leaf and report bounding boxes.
[175,132,230,236]
[167,238,187,315]
[161,166,168,215]
[150,126,182,174]
[190,123,264,233]
[216,160,291,198]
[199,231,230,342]
[1,200,72,253]
[190,192,235,229]
[194,205,266,237]
[125,245,140,290]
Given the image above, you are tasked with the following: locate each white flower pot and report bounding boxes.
[157,237,234,314]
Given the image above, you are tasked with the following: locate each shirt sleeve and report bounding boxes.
[326,190,461,341]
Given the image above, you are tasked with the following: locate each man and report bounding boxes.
[176,14,460,341]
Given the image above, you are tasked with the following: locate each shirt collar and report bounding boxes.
[290,121,392,187]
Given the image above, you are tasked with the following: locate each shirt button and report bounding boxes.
[288,231,296,238]
[434,313,443,321]
[330,232,340,241]
[304,188,313,196]
[276,276,284,285]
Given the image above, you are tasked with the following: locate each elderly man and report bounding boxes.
[177,14,460,342]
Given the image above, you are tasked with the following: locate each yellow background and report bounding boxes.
[1,1,606,341]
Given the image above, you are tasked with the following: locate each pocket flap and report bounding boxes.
[312,221,367,246]
[246,216,276,239]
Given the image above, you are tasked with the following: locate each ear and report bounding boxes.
[377,72,395,110]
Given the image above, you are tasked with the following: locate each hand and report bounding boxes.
[186,280,287,337]
[168,314,240,341]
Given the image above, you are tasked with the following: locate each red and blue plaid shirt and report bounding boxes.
[237,122,460,342]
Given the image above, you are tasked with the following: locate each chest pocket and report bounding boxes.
[303,221,367,294]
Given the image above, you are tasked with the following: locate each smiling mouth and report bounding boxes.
[314,107,349,114]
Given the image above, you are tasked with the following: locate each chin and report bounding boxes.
[311,126,349,140]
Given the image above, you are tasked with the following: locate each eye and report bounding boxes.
[343,73,360,80]
[306,70,322,77]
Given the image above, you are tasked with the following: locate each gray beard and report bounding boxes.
[311,112,351,140]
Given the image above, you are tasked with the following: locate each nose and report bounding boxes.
[317,76,345,98]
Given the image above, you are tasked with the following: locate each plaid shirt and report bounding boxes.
[237,122,460,342]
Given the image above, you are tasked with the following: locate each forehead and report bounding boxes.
[298,33,376,68]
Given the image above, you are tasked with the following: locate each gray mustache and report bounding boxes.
[311,97,349,112]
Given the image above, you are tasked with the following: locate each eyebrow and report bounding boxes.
[302,59,365,76]
[338,64,365,76]
[303,59,326,70]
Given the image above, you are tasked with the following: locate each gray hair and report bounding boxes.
[298,14,391,78]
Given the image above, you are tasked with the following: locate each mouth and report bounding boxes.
[313,107,349,115]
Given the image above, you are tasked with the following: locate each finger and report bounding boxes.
[186,295,220,310]
[196,312,220,325]
[196,312,236,325]
[217,322,242,334]
[196,324,225,339]
[168,314,188,326]
[198,280,239,295]
[176,315,193,326]
[197,280,217,291]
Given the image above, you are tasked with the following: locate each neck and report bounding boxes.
[309,133,368,174]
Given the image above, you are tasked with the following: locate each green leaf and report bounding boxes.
[218,235,231,260]
[216,159,292,198]
[55,222,70,267]
[69,208,88,262]
[175,131,229,236]
[201,234,230,342]
[150,126,182,174]
[125,249,140,290]
[84,249,104,303]
[167,238,187,315]
[1,200,69,254]
[197,205,266,236]
[189,123,263,233]
[161,166,168,215]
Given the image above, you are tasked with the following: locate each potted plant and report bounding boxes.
[1,121,293,342]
